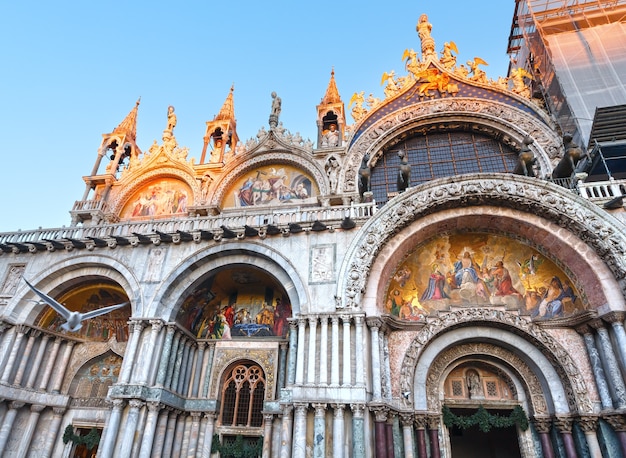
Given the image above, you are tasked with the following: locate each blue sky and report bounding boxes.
[0,1,515,233]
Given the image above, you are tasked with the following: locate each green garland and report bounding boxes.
[211,434,263,458]
[442,405,529,433]
[62,425,101,450]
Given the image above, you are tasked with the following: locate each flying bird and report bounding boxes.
[23,278,129,332]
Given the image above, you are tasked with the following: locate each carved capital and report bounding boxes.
[426,414,440,429]
[294,402,308,415]
[331,404,345,418]
[588,319,606,331]
[414,414,428,429]
[577,415,599,433]
[53,407,66,416]
[147,401,161,412]
[129,399,145,410]
[399,412,414,426]
[553,416,573,433]
[602,312,626,325]
[129,320,146,333]
[31,404,45,413]
[149,319,164,332]
[340,315,352,325]
[350,403,365,417]
[281,404,294,416]
[308,316,318,326]
[370,405,388,422]
[9,401,25,410]
[604,413,626,431]
[366,317,383,330]
[312,403,327,416]
[533,417,552,434]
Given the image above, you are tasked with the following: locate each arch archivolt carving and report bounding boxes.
[208,151,329,207]
[400,308,593,414]
[341,98,562,193]
[336,174,626,310]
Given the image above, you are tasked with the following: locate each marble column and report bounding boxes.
[313,403,327,458]
[171,337,187,393]
[0,401,23,455]
[202,341,216,397]
[171,412,187,457]
[200,412,216,458]
[385,411,396,458]
[307,316,318,385]
[119,320,145,384]
[604,312,626,373]
[577,416,602,458]
[399,413,415,458]
[25,333,50,389]
[295,318,307,385]
[42,407,65,458]
[138,320,163,384]
[342,315,352,386]
[372,407,388,458]
[554,416,577,458]
[367,318,383,400]
[155,325,176,387]
[331,404,345,458]
[534,418,555,458]
[591,319,626,409]
[119,400,144,456]
[13,330,39,386]
[39,337,62,391]
[191,342,206,397]
[186,412,202,458]
[279,405,294,458]
[161,410,180,457]
[319,315,329,385]
[51,340,75,393]
[292,403,308,458]
[165,331,182,389]
[98,399,125,458]
[414,415,428,458]
[331,316,340,386]
[138,402,161,458]
[15,404,44,458]
[577,324,613,409]
[351,403,366,458]
[604,414,626,458]
[151,408,171,458]
[262,413,274,458]
[177,339,192,394]
[1,325,26,383]
[354,315,365,386]
[278,342,288,390]
[427,415,441,458]
[381,331,392,400]
[287,320,298,386]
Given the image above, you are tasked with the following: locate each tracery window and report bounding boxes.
[220,363,265,428]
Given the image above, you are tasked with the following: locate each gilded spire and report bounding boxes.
[321,69,342,105]
[113,98,140,142]
[215,85,235,121]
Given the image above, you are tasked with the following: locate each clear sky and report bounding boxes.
[0,1,515,233]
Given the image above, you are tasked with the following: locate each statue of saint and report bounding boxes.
[166,105,177,133]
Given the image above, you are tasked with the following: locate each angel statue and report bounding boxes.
[440,42,458,70]
[381,71,400,99]
[402,48,422,77]
[467,57,489,84]
[509,67,533,98]
[349,91,367,122]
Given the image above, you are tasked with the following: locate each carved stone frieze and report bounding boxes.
[338,175,626,309]
[398,308,592,414]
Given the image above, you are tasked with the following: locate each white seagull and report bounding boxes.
[23,278,129,332]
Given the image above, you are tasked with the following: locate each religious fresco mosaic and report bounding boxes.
[120,178,191,219]
[385,233,582,321]
[35,282,131,341]
[177,267,292,339]
[225,165,318,208]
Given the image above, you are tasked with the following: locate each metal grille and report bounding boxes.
[220,363,266,428]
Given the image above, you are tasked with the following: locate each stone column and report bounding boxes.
[155,325,176,387]
[118,400,144,456]
[577,416,602,458]
[427,415,441,458]
[192,342,206,396]
[202,341,216,397]
[51,340,75,393]
[534,417,555,458]
[354,315,365,386]
[287,320,298,386]
[15,404,44,458]
[554,416,576,458]
[381,330,392,400]
[161,409,180,457]
[331,404,345,458]
[176,338,192,394]
[138,320,164,384]
[1,325,26,383]
[119,320,145,384]
[307,316,318,385]
[171,412,187,457]
[42,407,65,458]
[385,411,396,458]
[604,414,626,458]
[26,333,50,389]
[591,319,626,408]
[292,403,308,458]
[98,399,125,458]
[399,413,415,458]
[165,331,182,389]
[278,342,288,390]
[138,402,161,458]
[367,318,383,400]
[262,414,274,458]
[414,415,428,458]
[295,318,307,385]
[331,316,340,386]
[0,401,24,455]
[372,406,388,458]
[279,404,294,458]
[604,312,626,373]
[351,403,366,458]
[171,336,187,393]
[39,337,62,391]
[319,315,329,385]
[577,324,613,409]
[186,412,202,458]
[313,403,327,458]
[342,315,352,386]
[13,330,39,386]
[200,412,216,458]
[152,408,171,458]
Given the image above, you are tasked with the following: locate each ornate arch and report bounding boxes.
[340,98,562,193]
[400,309,593,414]
[337,174,626,309]
[208,151,329,207]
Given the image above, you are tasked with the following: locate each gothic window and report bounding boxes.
[220,363,266,428]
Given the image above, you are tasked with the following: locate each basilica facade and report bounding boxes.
[1,9,626,458]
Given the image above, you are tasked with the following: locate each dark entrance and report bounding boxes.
[447,408,522,458]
